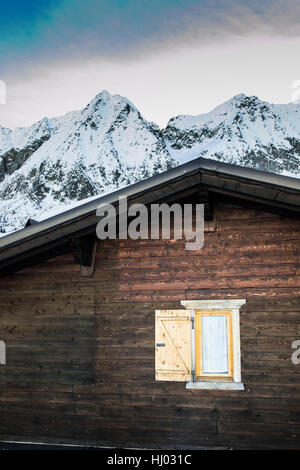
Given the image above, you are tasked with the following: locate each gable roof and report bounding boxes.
[0,157,300,275]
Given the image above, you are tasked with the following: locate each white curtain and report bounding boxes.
[202,316,228,374]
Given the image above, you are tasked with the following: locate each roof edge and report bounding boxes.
[0,157,299,251]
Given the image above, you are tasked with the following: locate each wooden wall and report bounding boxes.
[0,204,300,449]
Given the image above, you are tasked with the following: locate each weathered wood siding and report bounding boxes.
[0,205,300,449]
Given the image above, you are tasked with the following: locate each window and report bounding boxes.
[195,311,233,380]
[155,300,245,390]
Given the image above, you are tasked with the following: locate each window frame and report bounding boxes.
[195,310,233,381]
[181,299,245,390]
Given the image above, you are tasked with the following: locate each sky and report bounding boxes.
[0,0,300,129]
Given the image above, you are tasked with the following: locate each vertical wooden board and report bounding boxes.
[155,310,192,382]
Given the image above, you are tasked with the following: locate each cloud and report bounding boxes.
[1,33,300,130]
[1,0,300,75]
[1,1,300,130]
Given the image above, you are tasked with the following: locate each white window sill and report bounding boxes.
[186,381,244,390]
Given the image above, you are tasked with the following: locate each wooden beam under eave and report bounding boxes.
[198,189,214,221]
[71,236,97,277]
[80,241,97,277]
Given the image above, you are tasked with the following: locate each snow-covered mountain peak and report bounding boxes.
[82,90,138,119]
[0,91,299,235]
[0,91,175,233]
[164,94,300,173]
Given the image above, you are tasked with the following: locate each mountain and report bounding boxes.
[0,91,175,233]
[0,91,300,234]
[164,94,300,174]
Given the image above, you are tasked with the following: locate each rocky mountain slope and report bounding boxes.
[0,92,299,234]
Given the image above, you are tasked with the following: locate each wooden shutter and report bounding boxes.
[155,310,192,382]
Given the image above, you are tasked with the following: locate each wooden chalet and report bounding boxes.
[0,157,300,449]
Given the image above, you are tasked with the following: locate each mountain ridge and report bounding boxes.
[0,91,299,234]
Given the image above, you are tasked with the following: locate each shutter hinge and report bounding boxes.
[191,317,194,329]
